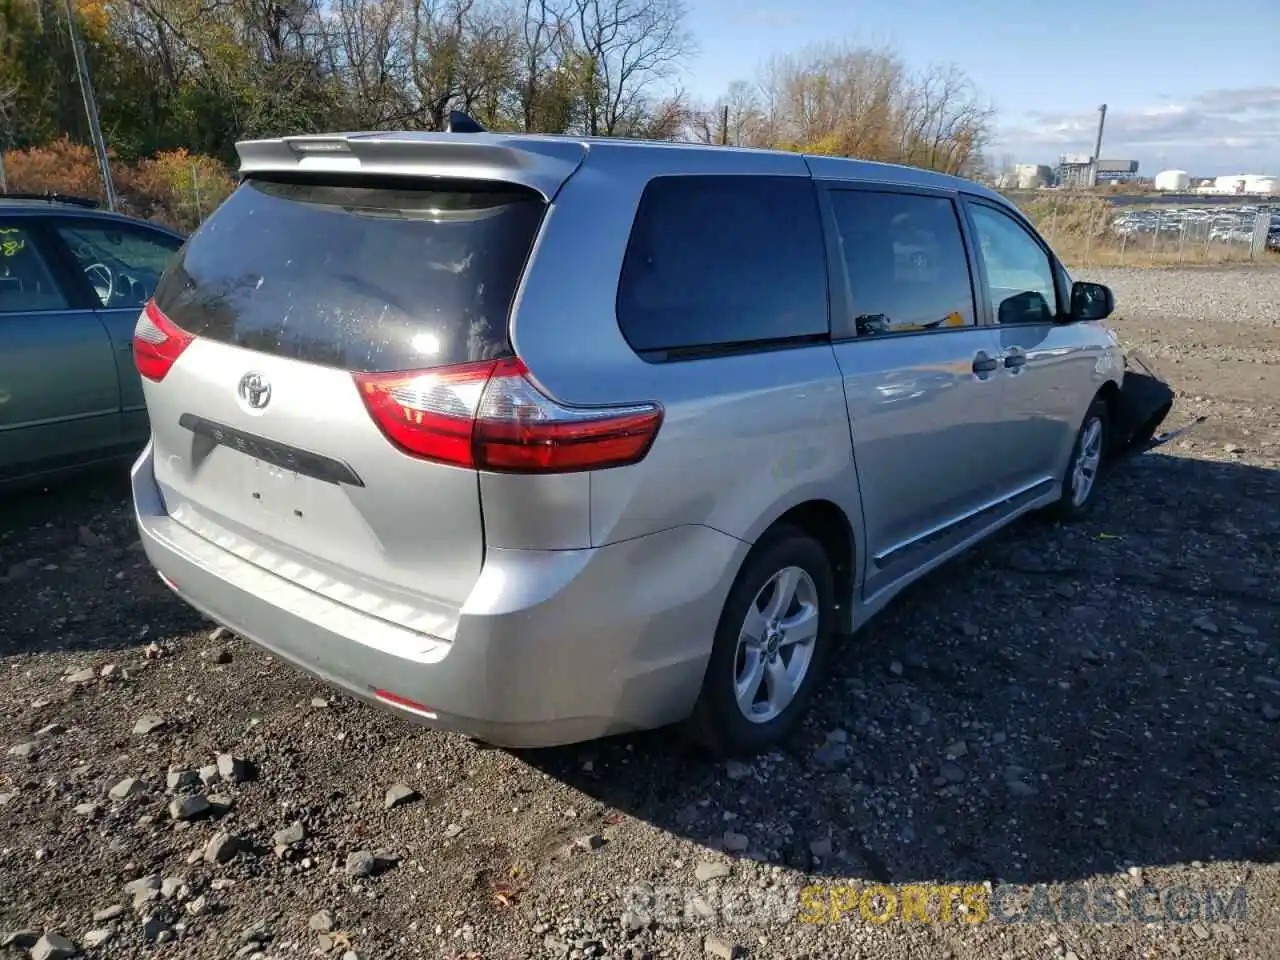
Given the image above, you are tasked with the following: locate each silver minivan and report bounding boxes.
[131,127,1141,756]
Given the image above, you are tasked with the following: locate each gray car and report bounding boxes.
[0,196,185,487]
[131,129,1133,756]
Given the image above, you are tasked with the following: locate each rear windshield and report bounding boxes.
[153,177,545,373]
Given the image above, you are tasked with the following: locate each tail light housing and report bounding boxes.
[133,300,193,382]
[354,358,663,473]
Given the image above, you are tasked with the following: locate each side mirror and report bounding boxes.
[1070,281,1115,322]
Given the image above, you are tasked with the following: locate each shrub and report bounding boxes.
[2,137,234,232]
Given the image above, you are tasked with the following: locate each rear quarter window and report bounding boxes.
[616,175,829,359]
[153,177,546,373]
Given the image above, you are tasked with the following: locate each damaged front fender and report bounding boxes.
[1112,351,1176,454]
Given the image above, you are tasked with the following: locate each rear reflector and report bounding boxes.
[373,689,438,719]
[133,299,194,382]
[354,358,663,473]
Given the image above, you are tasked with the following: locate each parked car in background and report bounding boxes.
[0,195,185,488]
[130,126,1161,757]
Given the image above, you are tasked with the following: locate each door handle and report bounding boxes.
[972,351,998,375]
[1003,351,1027,369]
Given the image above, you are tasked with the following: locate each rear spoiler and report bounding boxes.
[234,132,588,202]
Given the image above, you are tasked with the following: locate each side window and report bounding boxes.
[967,203,1059,325]
[827,190,975,336]
[616,175,828,356]
[0,220,70,313]
[51,220,183,309]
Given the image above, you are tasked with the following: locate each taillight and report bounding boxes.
[133,299,194,382]
[353,358,663,473]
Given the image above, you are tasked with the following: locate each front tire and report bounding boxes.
[687,525,835,757]
[1049,398,1110,521]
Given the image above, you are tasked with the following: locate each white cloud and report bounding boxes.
[994,86,1280,175]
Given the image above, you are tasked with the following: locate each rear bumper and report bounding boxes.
[131,442,748,748]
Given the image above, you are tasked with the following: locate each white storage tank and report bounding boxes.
[1154,169,1191,191]
[1249,176,1279,195]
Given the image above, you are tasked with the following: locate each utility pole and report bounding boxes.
[1089,103,1107,189]
[63,0,117,210]
[721,104,729,146]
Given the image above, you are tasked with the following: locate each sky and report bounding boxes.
[681,0,1280,176]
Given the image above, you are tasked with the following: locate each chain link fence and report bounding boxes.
[1019,193,1280,268]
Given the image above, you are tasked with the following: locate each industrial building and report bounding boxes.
[1056,154,1140,188]
[1012,164,1055,189]
[1204,174,1279,195]
[1154,170,1191,191]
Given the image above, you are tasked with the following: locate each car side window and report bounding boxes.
[967,203,1059,325]
[51,220,183,309]
[826,189,976,337]
[616,175,828,357]
[0,220,70,313]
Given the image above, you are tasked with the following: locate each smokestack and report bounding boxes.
[1091,104,1107,188]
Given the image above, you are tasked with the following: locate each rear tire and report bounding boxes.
[1048,398,1110,522]
[686,525,835,758]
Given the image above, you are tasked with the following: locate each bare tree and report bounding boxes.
[567,0,692,136]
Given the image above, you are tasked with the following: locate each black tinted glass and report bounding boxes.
[154,177,545,373]
[828,190,975,336]
[616,175,828,355]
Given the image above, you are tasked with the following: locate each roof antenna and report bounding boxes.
[446,110,486,134]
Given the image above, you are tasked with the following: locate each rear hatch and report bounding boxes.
[141,173,548,637]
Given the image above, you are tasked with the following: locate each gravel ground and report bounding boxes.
[2,265,1279,960]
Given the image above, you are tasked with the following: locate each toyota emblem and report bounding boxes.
[238,372,272,410]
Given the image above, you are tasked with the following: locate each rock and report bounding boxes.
[888,659,904,676]
[944,740,968,759]
[575,834,606,851]
[92,906,125,923]
[109,778,147,801]
[7,741,40,760]
[186,895,210,916]
[0,792,15,806]
[169,794,211,821]
[30,934,78,960]
[165,770,198,793]
[241,920,271,944]
[161,877,188,901]
[83,928,115,949]
[939,761,966,783]
[1262,704,1280,722]
[207,794,234,814]
[273,822,306,847]
[812,743,847,770]
[310,697,328,708]
[209,626,229,642]
[308,910,334,933]
[724,760,751,780]
[827,728,849,745]
[124,875,161,897]
[703,935,741,959]
[74,802,99,817]
[141,915,169,942]
[204,831,244,864]
[197,765,221,787]
[78,526,103,548]
[909,705,932,726]
[383,783,418,810]
[99,664,117,680]
[722,831,749,853]
[1191,616,1218,634]
[345,850,377,878]
[216,754,251,783]
[809,837,834,857]
[35,723,65,738]
[65,669,97,684]
[695,861,731,882]
[132,715,166,736]
[0,931,38,950]
[443,824,464,839]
